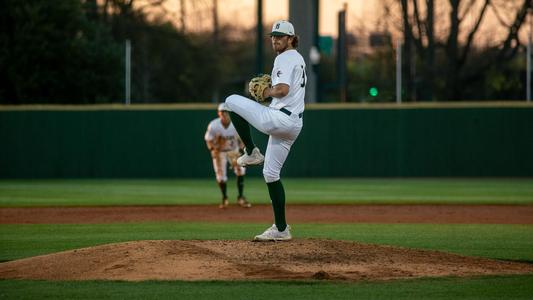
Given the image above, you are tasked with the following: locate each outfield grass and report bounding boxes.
[1,178,532,299]
[2,223,532,262]
[1,178,532,206]
[2,275,533,300]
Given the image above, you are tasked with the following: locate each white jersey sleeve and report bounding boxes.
[204,119,218,142]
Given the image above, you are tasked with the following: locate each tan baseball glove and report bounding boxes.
[226,150,241,165]
[248,74,271,102]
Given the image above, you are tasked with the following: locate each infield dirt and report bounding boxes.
[2,204,533,224]
[2,204,533,282]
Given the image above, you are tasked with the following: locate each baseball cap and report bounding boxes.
[270,20,295,36]
[217,103,229,111]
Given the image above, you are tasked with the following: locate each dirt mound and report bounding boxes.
[1,239,532,281]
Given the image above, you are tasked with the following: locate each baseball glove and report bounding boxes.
[226,150,241,165]
[248,74,271,102]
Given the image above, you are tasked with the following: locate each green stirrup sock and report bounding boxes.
[237,176,244,198]
[229,112,255,155]
[217,181,227,199]
[267,180,287,232]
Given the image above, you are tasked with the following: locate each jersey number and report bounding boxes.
[300,65,306,88]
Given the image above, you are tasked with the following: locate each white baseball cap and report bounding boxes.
[217,103,229,111]
[271,20,295,36]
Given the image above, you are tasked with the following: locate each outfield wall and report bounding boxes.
[1,103,532,178]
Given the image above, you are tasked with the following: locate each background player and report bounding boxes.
[225,20,306,241]
[205,103,251,209]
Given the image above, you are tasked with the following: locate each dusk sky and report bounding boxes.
[144,0,381,36]
[143,0,531,46]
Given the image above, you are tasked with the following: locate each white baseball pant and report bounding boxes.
[225,94,302,183]
[212,150,245,182]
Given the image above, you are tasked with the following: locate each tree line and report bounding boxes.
[0,0,242,104]
[0,0,531,103]
[389,0,531,101]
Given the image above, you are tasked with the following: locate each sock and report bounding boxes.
[218,181,227,199]
[266,180,286,232]
[229,112,255,155]
[237,176,244,198]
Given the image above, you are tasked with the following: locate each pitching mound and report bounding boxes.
[1,239,532,281]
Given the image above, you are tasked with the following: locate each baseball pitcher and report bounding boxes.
[205,103,251,209]
[224,20,306,241]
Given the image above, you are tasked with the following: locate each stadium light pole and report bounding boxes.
[290,0,319,103]
[337,4,347,102]
[125,39,131,105]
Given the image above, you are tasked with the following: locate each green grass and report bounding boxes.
[2,223,532,262]
[1,223,532,299]
[1,178,532,206]
[2,275,533,300]
[1,178,532,299]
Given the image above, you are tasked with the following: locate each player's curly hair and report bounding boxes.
[290,35,299,48]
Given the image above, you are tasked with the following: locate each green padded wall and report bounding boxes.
[286,107,533,177]
[1,105,532,178]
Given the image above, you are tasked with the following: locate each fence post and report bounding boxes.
[125,39,131,105]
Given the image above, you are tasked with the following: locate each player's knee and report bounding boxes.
[224,94,239,111]
[216,175,228,182]
[263,169,280,183]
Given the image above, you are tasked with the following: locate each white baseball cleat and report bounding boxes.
[237,147,264,167]
[218,198,229,209]
[237,196,252,208]
[254,224,292,241]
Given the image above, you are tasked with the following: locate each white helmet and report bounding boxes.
[271,20,295,36]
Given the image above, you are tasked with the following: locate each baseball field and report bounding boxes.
[1,178,533,299]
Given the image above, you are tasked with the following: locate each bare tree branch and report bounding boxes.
[412,0,425,43]
[489,2,512,27]
[497,0,531,61]
[459,0,490,66]
[445,0,461,99]
[137,0,166,10]
[392,0,531,99]
[400,0,424,54]
[459,0,477,22]
[461,0,531,85]
[103,0,110,23]
[446,0,460,58]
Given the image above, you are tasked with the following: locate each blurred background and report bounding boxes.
[1,0,532,104]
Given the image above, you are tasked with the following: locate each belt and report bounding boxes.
[279,107,303,118]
